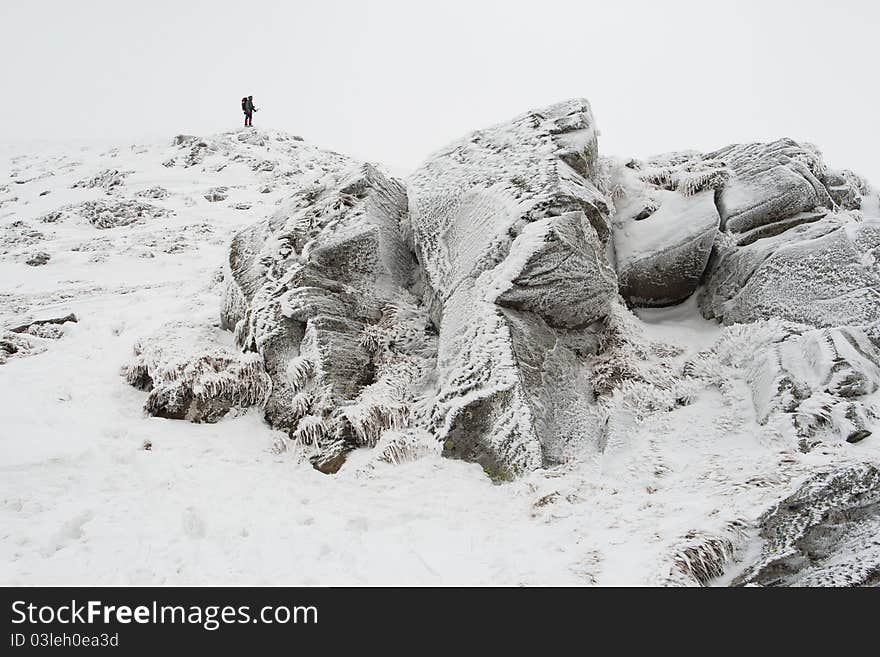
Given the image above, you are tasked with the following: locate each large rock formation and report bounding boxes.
[107,99,880,587]
[407,99,617,475]
[221,151,432,472]
[698,139,880,327]
[127,101,880,484]
[608,139,880,325]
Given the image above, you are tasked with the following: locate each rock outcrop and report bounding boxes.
[701,216,880,327]
[697,320,880,447]
[407,99,617,474]
[608,139,880,324]
[222,149,429,472]
[696,139,880,326]
[734,463,880,587]
[125,102,880,493]
[608,154,725,306]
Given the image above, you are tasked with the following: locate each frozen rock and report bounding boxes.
[223,153,427,472]
[9,313,79,334]
[71,168,128,192]
[701,217,880,327]
[747,323,880,445]
[25,251,51,266]
[608,155,725,306]
[0,221,46,254]
[0,331,49,365]
[136,186,170,200]
[38,210,65,223]
[204,187,228,202]
[72,199,172,229]
[694,139,879,326]
[610,138,879,324]
[407,98,616,474]
[733,463,880,587]
[125,323,272,423]
[689,319,880,449]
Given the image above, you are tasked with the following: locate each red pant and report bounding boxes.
[244,113,252,126]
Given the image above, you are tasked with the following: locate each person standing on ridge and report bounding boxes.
[242,95,258,127]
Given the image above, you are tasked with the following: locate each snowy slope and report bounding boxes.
[2,122,879,586]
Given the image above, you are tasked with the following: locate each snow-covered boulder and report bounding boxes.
[695,139,880,326]
[733,463,880,587]
[73,198,172,229]
[407,99,616,475]
[701,216,880,327]
[711,139,855,235]
[125,324,272,423]
[222,154,427,472]
[71,168,129,192]
[609,138,879,324]
[608,154,726,306]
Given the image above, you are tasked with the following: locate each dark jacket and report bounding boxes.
[244,98,257,114]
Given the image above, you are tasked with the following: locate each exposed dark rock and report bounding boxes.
[204,187,228,202]
[25,252,51,266]
[10,313,78,334]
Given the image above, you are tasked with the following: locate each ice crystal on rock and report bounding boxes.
[408,99,617,474]
[221,143,418,472]
[125,323,271,422]
[608,137,879,324]
[688,319,880,447]
[733,463,880,587]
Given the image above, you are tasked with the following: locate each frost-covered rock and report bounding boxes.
[608,155,724,306]
[609,138,879,324]
[733,463,880,587]
[204,187,228,202]
[72,199,172,229]
[25,251,51,266]
[0,221,46,254]
[222,151,426,472]
[694,139,880,326]
[0,331,48,365]
[136,186,170,200]
[687,319,880,448]
[407,99,616,474]
[71,168,129,192]
[125,323,272,422]
[701,216,880,327]
[749,324,880,445]
[710,139,852,234]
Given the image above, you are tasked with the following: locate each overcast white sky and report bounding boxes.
[1,0,878,180]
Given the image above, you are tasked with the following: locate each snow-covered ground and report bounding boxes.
[2,132,877,585]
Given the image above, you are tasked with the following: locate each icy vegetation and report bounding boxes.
[2,100,879,586]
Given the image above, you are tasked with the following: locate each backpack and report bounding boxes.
[241,97,248,112]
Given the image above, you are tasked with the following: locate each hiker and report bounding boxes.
[242,95,258,127]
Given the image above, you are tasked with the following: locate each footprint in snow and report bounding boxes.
[43,510,93,556]
[182,506,206,539]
